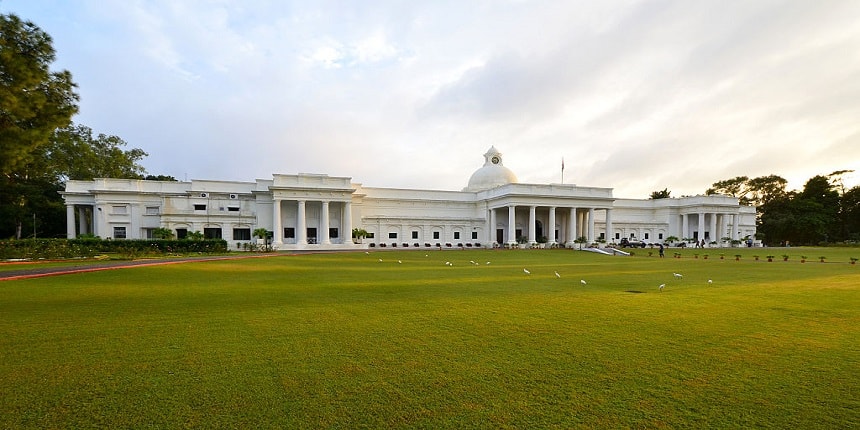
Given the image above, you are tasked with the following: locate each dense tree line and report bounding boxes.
[707,171,859,246]
[1,13,151,239]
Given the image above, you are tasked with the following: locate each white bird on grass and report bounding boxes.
[398,260,402,264]
[445,261,451,266]
[659,283,665,292]
[523,268,531,275]
[673,273,683,278]
[470,260,476,265]
[486,262,491,265]
[708,279,713,284]
[365,251,369,255]
[580,279,587,285]
[555,271,561,278]
[378,259,383,262]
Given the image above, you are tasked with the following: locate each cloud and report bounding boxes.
[4,0,859,197]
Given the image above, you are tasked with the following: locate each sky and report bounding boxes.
[3,0,859,197]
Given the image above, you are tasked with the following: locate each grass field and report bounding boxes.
[1,248,858,428]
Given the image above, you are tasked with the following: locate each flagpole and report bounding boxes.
[561,157,565,184]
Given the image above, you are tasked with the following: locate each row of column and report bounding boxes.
[272,199,352,246]
[680,212,741,242]
[490,205,609,246]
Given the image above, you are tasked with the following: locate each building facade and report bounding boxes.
[61,147,757,249]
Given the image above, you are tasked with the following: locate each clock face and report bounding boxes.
[491,156,500,165]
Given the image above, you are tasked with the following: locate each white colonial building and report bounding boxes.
[61,147,757,250]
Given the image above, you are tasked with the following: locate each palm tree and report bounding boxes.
[253,228,270,251]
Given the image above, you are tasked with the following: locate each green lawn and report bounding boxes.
[1,248,858,428]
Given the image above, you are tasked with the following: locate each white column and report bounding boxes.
[528,206,536,244]
[343,201,352,244]
[489,208,497,245]
[698,212,705,245]
[507,205,516,245]
[567,207,578,246]
[548,206,557,245]
[709,213,717,245]
[605,208,613,244]
[66,205,76,239]
[681,214,689,240]
[588,208,595,243]
[273,199,283,245]
[321,201,331,245]
[297,200,307,245]
[732,213,739,240]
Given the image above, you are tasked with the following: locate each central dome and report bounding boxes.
[464,146,518,191]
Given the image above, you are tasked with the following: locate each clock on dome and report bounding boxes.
[491,156,500,165]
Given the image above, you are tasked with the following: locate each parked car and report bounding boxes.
[619,238,646,248]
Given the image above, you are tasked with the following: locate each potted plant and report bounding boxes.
[819,256,826,263]
[782,254,789,262]
[735,254,741,261]
[351,228,368,244]
[766,255,774,262]
[851,257,857,265]
[801,255,807,263]
[754,255,760,261]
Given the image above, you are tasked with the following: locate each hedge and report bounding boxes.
[0,238,229,260]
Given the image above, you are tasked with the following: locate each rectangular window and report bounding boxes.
[615,233,620,239]
[228,207,239,212]
[113,226,127,239]
[433,231,440,240]
[659,233,664,239]
[145,206,159,215]
[329,228,339,238]
[366,232,374,239]
[307,228,317,244]
[194,204,206,211]
[644,233,650,239]
[472,232,478,240]
[143,228,155,239]
[389,232,397,239]
[112,205,127,215]
[204,228,222,239]
[176,228,187,239]
[233,228,251,240]
[454,232,460,240]
[599,232,605,240]
[284,227,295,239]
[412,231,418,239]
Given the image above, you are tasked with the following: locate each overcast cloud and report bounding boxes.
[4,0,859,197]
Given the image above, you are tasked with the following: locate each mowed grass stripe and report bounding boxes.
[1,249,858,428]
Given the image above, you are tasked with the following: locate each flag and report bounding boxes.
[562,158,565,171]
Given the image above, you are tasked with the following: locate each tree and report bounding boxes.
[745,175,787,207]
[144,174,178,181]
[649,188,671,199]
[152,227,174,239]
[707,176,749,202]
[44,123,147,181]
[0,123,148,238]
[1,14,78,177]
[1,14,78,238]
